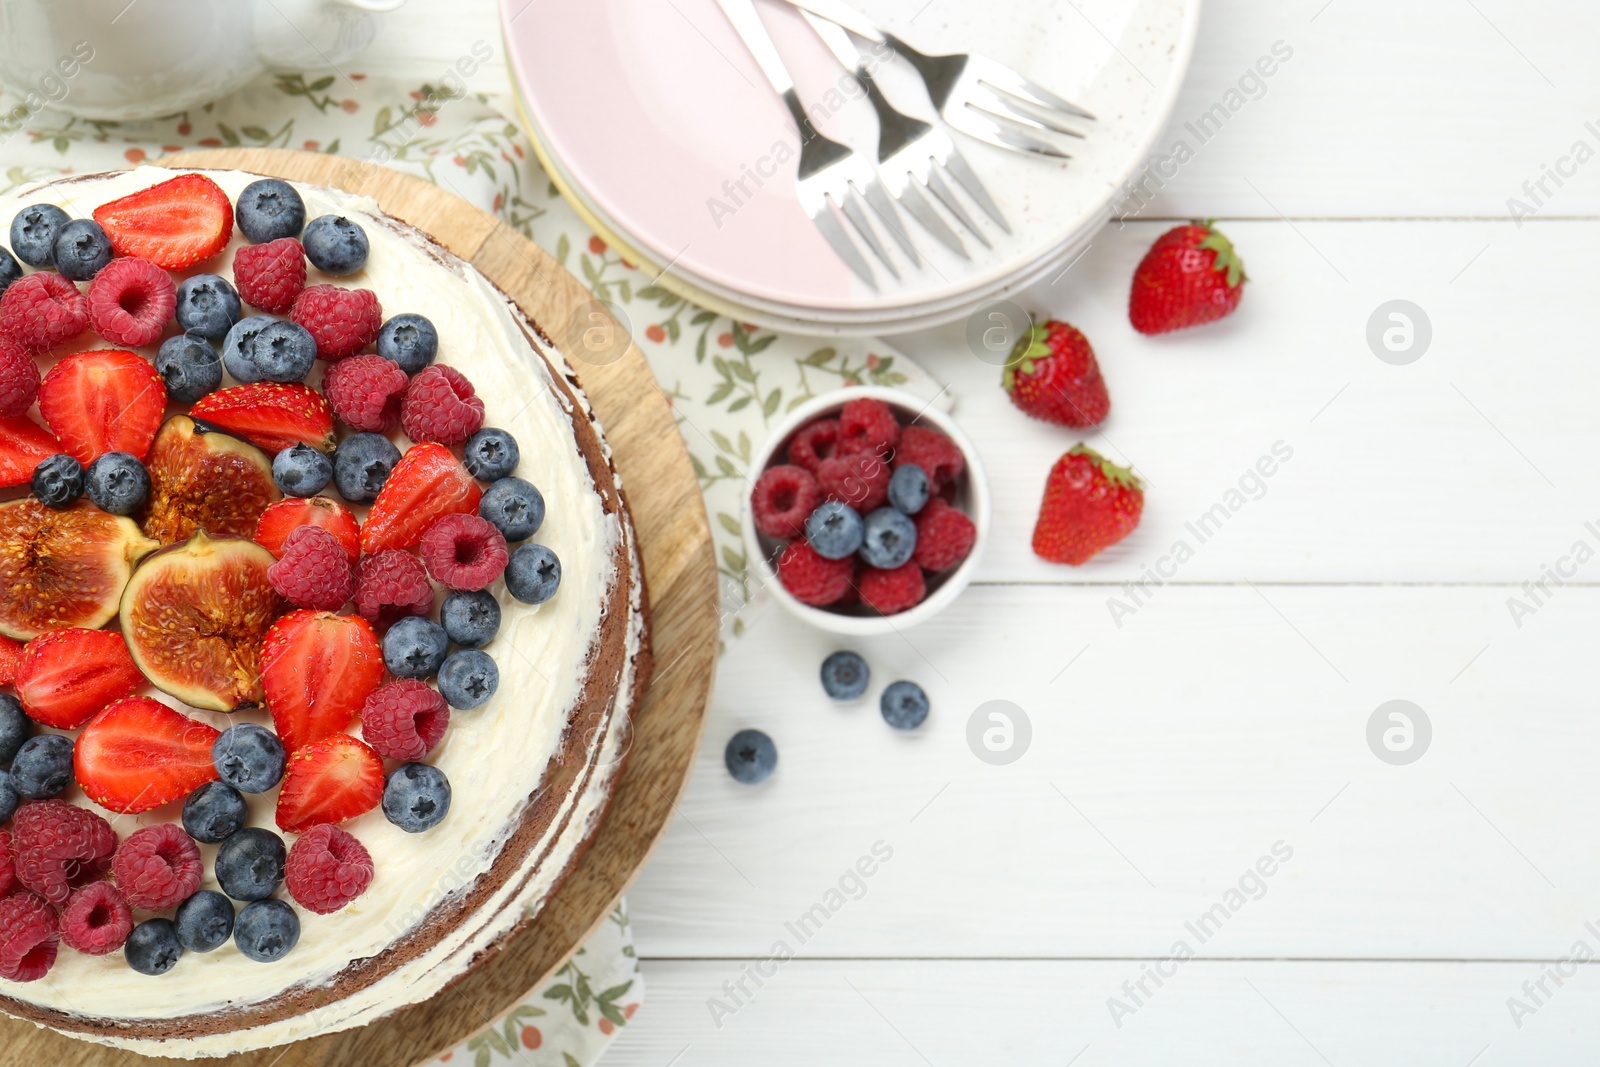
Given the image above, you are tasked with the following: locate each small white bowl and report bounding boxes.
[742,386,990,635]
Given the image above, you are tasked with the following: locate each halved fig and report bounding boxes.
[0,499,158,640]
[142,415,281,545]
[120,531,282,712]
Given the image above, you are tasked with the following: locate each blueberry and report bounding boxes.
[10,734,72,798]
[462,428,519,481]
[273,443,332,497]
[236,179,306,244]
[221,315,279,384]
[155,333,223,404]
[52,218,113,281]
[0,693,30,765]
[480,477,544,542]
[30,453,84,510]
[251,320,317,382]
[859,507,917,569]
[125,918,184,975]
[505,542,561,604]
[880,681,929,729]
[234,898,299,963]
[820,651,870,701]
[805,501,864,560]
[888,464,930,515]
[174,274,241,341]
[383,762,451,832]
[438,649,498,709]
[333,432,400,503]
[376,313,438,375]
[182,781,248,844]
[725,728,776,784]
[10,204,69,268]
[440,589,500,648]
[0,247,20,296]
[85,452,150,516]
[302,215,368,276]
[175,890,235,953]
[212,723,286,794]
[215,827,287,902]
[383,616,449,679]
[0,772,18,825]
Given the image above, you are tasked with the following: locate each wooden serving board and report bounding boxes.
[0,149,718,1066]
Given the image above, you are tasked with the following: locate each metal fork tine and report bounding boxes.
[856,176,920,267]
[813,205,877,289]
[937,144,1009,234]
[982,86,1090,138]
[838,192,900,280]
[896,180,967,258]
[969,57,1096,121]
[957,105,1073,159]
[923,166,990,249]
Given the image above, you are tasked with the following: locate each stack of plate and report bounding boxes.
[500,0,1200,336]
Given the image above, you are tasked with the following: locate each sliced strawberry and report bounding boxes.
[261,610,384,753]
[0,634,21,685]
[37,349,166,464]
[15,628,144,730]
[91,173,233,271]
[190,382,336,456]
[74,697,221,814]
[362,443,482,554]
[255,497,361,564]
[0,414,59,488]
[275,733,384,833]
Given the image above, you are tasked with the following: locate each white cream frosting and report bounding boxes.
[0,168,642,1057]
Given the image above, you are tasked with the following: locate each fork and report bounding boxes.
[714,0,915,288]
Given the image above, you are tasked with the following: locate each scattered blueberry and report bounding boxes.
[859,507,917,569]
[462,427,519,481]
[52,218,113,281]
[480,477,545,542]
[302,215,368,276]
[234,898,299,963]
[30,453,84,510]
[9,204,69,267]
[212,723,286,794]
[820,651,870,701]
[221,315,278,384]
[215,827,287,902]
[155,333,224,404]
[725,729,777,784]
[880,681,929,729]
[438,649,498,709]
[805,501,864,560]
[273,442,332,497]
[0,247,20,295]
[376,313,438,375]
[236,179,306,244]
[383,762,451,832]
[175,274,241,340]
[84,452,150,516]
[333,432,401,503]
[125,918,184,975]
[383,616,450,679]
[252,320,318,382]
[182,781,248,844]
[175,890,235,953]
[0,693,30,765]
[440,589,501,648]
[10,734,72,798]
[0,772,18,825]
[888,464,930,515]
[505,542,561,604]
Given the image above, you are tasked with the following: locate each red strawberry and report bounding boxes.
[74,696,222,814]
[261,609,385,753]
[0,635,22,686]
[1002,320,1109,428]
[0,414,59,488]
[189,382,336,456]
[1129,221,1246,335]
[255,496,361,564]
[1031,445,1144,565]
[15,628,144,729]
[275,733,385,833]
[92,173,233,271]
[37,349,166,464]
[361,442,482,554]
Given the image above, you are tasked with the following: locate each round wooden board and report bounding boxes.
[0,149,717,1066]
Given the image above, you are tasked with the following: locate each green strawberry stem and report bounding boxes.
[1001,323,1051,392]
[1195,220,1246,289]
[1069,443,1142,490]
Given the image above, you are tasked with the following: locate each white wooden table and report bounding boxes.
[380,2,1600,1061]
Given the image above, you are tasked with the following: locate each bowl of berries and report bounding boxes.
[744,387,989,634]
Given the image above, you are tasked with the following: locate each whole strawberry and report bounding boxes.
[1128,221,1245,335]
[1031,445,1143,565]
[1002,319,1108,427]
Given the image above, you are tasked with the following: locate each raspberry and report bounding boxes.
[859,561,925,614]
[751,464,821,540]
[292,284,382,360]
[0,272,88,354]
[815,452,890,513]
[895,425,965,493]
[60,881,133,956]
[323,353,407,433]
[361,678,449,761]
[285,823,374,914]
[776,540,855,606]
[267,525,355,611]
[233,237,306,315]
[0,830,15,897]
[419,513,508,591]
[0,891,58,982]
[837,398,900,458]
[354,549,433,630]
[786,418,840,473]
[112,823,202,911]
[0,337,40,418]
[913,498,977,571]
[86,256,176,348]
[401,365,484,446]
[11,799,117,905]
